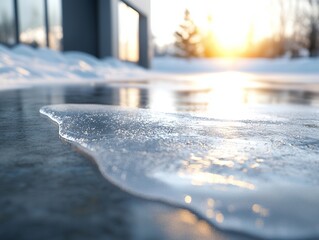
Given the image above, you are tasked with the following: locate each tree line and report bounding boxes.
[174,0,319,58]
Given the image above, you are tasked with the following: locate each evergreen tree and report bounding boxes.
[174,9,203,58]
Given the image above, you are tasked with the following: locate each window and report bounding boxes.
[48,0,62,50]
[118,2,139,62]
[0,0,16,45]
[18,0,46,47]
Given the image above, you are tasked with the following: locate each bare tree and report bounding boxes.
[287,0,309,57]
[273,0,294,56]
[270,0,317,58]
[307,0,319,57]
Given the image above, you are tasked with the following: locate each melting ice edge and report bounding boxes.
[40,104,319,239]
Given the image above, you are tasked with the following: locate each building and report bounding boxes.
[0,0,151,68]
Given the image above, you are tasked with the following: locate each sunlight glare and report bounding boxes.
[210,0,255,55]
[152,0,273,57]
[208,71,252,117]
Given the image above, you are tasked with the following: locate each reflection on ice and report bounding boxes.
[40,104,319,239]
[148,72,319,114]
[187,172,255,190]
[150,207,226,240]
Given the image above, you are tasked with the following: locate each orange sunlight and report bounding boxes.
[207,0,255,56]
[152,0,273,57]
[199,0,273,57]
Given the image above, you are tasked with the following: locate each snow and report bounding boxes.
[1,44,319,91]
[0,44,148,90]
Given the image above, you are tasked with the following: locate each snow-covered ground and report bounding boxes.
[0,44,148,90]
[1,44,319,91]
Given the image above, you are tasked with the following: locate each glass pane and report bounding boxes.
[0,0,16,45]
[48,0,62,50]
[118,1,139,62]
[18,0,46,47]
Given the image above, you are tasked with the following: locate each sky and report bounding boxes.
[151,0,278,51]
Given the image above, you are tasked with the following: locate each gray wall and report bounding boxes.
[123,0,151,68]
[98,0,119,58]
[62,0,151,68]
[123,0,150,16]
[62,0,98,56]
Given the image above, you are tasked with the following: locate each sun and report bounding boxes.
[151,0,272,57]
[206,0,257,56]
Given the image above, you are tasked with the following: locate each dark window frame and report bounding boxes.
[0,0,61,49]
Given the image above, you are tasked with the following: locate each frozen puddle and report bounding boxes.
[40,104,319,239]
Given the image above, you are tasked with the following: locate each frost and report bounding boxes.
[41,104,319,239]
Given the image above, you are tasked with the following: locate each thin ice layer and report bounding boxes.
[40,104,319,239]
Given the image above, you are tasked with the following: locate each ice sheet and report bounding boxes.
[40,104,319,239]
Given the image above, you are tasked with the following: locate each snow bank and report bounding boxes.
[1,44,319,91]
[0,44,148,90]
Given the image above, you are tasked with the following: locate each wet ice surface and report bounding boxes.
[1,85,248,240]
[41,104,319,239]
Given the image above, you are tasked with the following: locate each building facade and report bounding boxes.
[0,0,151,68]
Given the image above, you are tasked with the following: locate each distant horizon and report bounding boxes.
[150,0,314,58]
[151,0,273,47]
